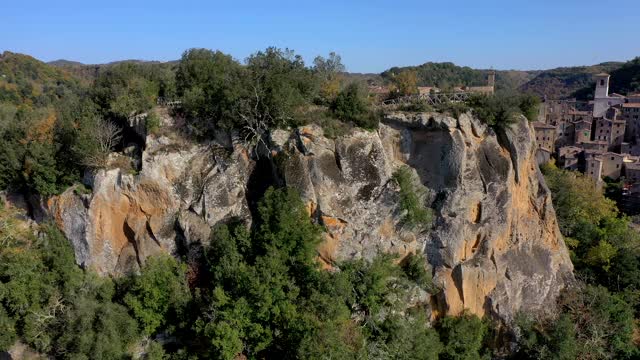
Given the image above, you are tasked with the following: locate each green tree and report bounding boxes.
[122,256,190,335]
[330,82,379,129]
[393,166,432,230]
[391,70,419,97]
[438,313,490,360]
[176,48,247,133]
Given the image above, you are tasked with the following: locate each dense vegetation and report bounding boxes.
[1,188,495,359]
[519,61,623,99]
[0,48,381,198]
[572,57,640,100]
[516,162,640,359]
[381,61,535,93]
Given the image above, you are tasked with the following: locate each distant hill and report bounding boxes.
[570,58,640,100]
[47,59,85,67]
[380,62,537,92]
[47,58,179,83]
[0,51,84,106]
[519,62,624,99]
[380,59,639,99]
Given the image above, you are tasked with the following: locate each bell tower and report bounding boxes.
[594,73,610,99]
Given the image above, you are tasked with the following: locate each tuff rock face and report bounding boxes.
[48,134,253,276]
[48,112,573,322]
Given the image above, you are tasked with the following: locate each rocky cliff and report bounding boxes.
[48,112,573,322]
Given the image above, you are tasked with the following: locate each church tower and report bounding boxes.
[593,73,613,117]
[594,73,610,99]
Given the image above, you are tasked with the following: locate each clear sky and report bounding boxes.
[2,0,639,73]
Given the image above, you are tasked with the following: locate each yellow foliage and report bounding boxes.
[25,110,57,144]
[393,70,419,96]
[320,77,342,102]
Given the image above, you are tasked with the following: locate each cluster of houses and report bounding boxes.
[534,73,640,212]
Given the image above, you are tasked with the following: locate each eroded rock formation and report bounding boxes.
[48,134,253,275]
[48,112,573,322]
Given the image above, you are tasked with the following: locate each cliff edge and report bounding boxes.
[48,112,574,322]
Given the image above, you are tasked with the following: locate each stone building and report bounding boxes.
[558,146,582,170]
[574,119,592,144]
[623,102,640,140]
[586,156,604,185]
[585,151,625,181]
[533,122,556,152]
[593,118,626,150]
[581,140,609,152]
[626,162,640,183]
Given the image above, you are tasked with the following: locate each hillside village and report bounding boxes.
[535,74,640,211]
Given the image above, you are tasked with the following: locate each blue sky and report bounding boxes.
[2,0,639,73]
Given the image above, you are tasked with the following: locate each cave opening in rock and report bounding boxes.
[246,153,281,219]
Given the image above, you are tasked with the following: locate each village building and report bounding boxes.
[626,162,640,183]
[533,122,556,152]
[586,156,604,185]
[574,119,592,144]
[593,117,626,150]
[555,120,575,147]
[622,102,640,140]
[581,140,609,152]
[558,146,582,170]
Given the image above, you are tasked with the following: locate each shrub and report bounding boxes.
[145,111,161,135]
[400,253,436,293]
[467,92,541,128]
[122,255,191,335]
[438,313,490,360]
[393,166,432,230]
[331,82,380,129]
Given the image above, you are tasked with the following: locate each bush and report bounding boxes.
[0,223,143,357]
[515,313,577,360]
[467,92,540,128]
[397,99,433,113]
[331,83,380,129]
[145,111,161,135]
[393,166,432,230]
[438,313,490,360]
[434,101,471,120]
[176,48,247,133]
[122,255,191,335]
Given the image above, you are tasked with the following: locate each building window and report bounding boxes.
[601,79,605,86]
[611,157,615,160]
